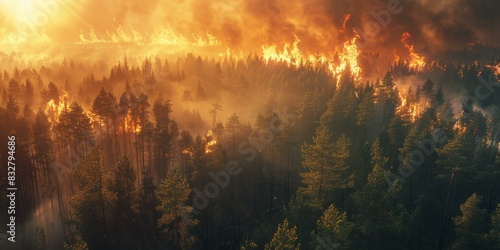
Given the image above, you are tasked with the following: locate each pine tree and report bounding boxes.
[41,81,60,104]
[486,204,500,249]
[182,90,193,107]
[153,98,178,179]
[33,109,52,180]
[195,82,207,101]
[34,227,47,250]
[352,140,409,249]
[69,146,116,249]
[452,193,488,250]
[8,79,21,99]
[375,72,399,126]
[422,78,435,108]
[156,169,197,250]
[226,112,240,154]
[436,133,467,174]
[299,125,334,207]
[311,204,353,250]
[6,94,19,119]
[114,155,136,210]
[300,125,352,207]
[357,88,375,130]
[56,101,93,154]
[24,78,34,105]
[264,219,300,250]
[63,234,89,250]
[434,86,444,107]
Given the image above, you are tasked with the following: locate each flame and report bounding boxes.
[397,88,420,123]
[123,112,141,133]
[205,130,217,154]
[339,14,351,33]
[410,103,420,122]
[400,32,426,70]
[486,62,500,76]
[262,35,302,67]
[262,33,362,85]
[394,49,400,64]
[76,27,222,47]
[0,28,51,45]
[182,148,193,156]
[44,90,68,124]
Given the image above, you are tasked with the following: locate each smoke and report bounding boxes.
[0,0,499,58]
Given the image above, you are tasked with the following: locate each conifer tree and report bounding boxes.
[352,140,409,249]
[452,193,488,250]
[264,219,300,250]
[486,204,500,249]
[311,204,353,250]
[156,169,197,250]
[69,146,116,249]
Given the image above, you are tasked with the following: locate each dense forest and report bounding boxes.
[0,42,500,250]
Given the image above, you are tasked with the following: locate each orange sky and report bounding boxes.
[0,0,499,55]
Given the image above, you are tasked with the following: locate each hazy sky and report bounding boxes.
[1,0,499,53]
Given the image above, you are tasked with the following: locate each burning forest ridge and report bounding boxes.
[0,0,500,250]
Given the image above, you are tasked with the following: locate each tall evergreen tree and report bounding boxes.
[352,140,409,249]
[157,169,197,250]
[69,146,116,249]
[311,204,353,250]
[264,219,300,250]
[452,193,488,250]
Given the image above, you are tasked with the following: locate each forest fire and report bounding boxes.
[262,34,362,84]
[397,89,421,123]
[400,32,426,70]
[205,130,217,154]
[486,62,500,76]
[123,112,141,133]
[77,27,222,47]
[0,29,52,45]
[2,1,500,250]
[44,91,68,124]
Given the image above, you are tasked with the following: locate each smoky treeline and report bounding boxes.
[0,43,500,250]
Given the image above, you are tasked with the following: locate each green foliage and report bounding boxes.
[357,88,375,129]
[352,161,409,249]
[264,219,300,250]
[299,126,352,207]
[69,146,116,249]
[452,193,488,250]
[240,238,258,250]
[437,133,468,173]
[486,204,500,249]
[311,204,353,250]
[64,234,89,250]
[156,168,197,250]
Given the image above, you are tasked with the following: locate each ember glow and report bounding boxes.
[205,130,217,153]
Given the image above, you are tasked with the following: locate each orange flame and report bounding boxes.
[77,27,222,47]
[44,90,68,124]
[339,14,351,33]
[397,88,420,123]
[205,130,217,154]
[123,112,141,133]
[394,49,401,64]
[262,33,362,85]
[486,62,500,76]
[0,29,51,46]
[400,32,425,70]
